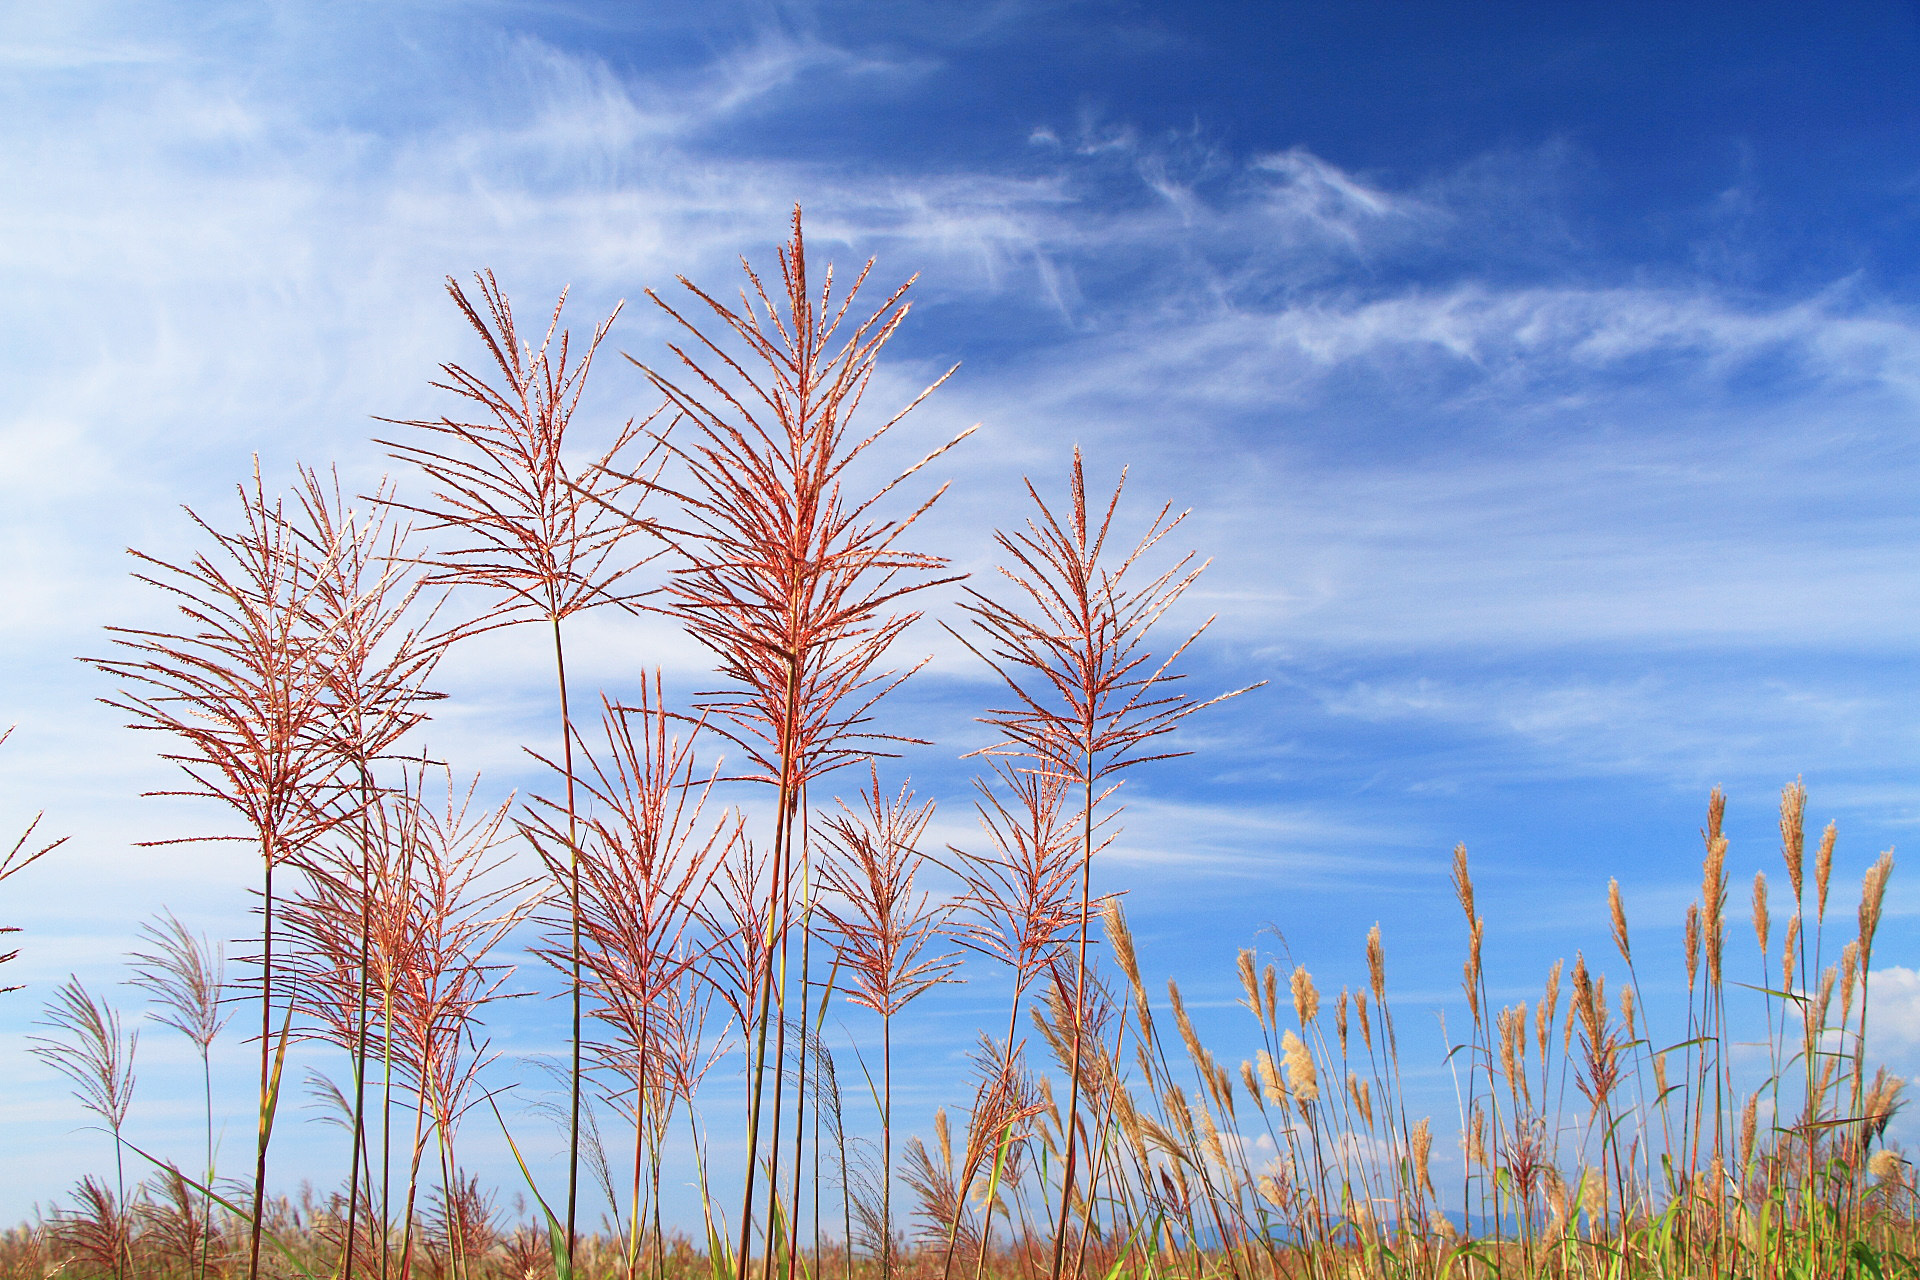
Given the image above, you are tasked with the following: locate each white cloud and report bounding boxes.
[1869,968,1920,1063]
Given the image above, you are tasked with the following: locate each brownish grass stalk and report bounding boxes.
[31,977,139,1280]
[523,677,739,1280]
[816,771,961,1278]
[944,755,1082,1280]
[127,909,230,1280]
[291,463,454,1280]
[96,463,354,1280]
[626,207,970,1279]
[380,269,661,1255]
[951,447,1257,1280]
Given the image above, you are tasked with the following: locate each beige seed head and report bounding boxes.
[1684,903,1701,990]
[1195,1095,1227,1167]
[1281,1029,1318,1103]
[1291,965,1319,1027]
[1214,1061,1236,1120]
[1652,1051,1669,1100]
[1865,1070,1904,1141]
[1336,988,1350,1058]
[1781,778,1807,902]
[1582,1167,1606,1222]
[1841,939,1860,1027]
[1169,979,1209,1071]
[1497,1005,1521,1089]
[1570,954,1593,1040]
[1115,1087,1147,1159]
[1620,985,1636,1041]
[1428,1209,1456,1240]
[1814,1051,1838,1110]
[1467,1108,1488,1168]
[1451,843,1476,923]
[1870,1149,1902,1183]
[1740,1090,1759,1170]
[1412,1116,1434,1196]
[1236,947,1260,1024]
[1256,1049,1286,1105]
[1783,914,1801,994]
[1541,959,1563,1059]
[1544,1167,1570,1236]
[1753,870,1770,957]
[1263,962,1278,1029]
[1103,898,1142,994]
[1608,878,1630,963]
[1704,826,1727,988]
[1861,849,1895,957]
[1355,989,1373,1052]
[1816,964,1837,1035]
[1366,923,1386,1003]
[1816,820,1837,922]
[1162,1084,1194,1139]
[1350,1191,1376,1238]
[1258,1173,1286,1210]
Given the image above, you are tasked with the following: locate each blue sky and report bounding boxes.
[4,0,1920,1227]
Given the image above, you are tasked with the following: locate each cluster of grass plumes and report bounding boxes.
[6,212,1917,1280]
[1048,784,1910,1280]
[0,1191,723,1280]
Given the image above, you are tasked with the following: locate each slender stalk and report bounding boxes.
[345,763,375,1280]
[201,1042,215,1280]
[399,1078,431,1280]
[1046,767,1096,1280]
[790,811,814,1280]
[381,975,396,1280]
[552,615,584,1256]
[248,857,275,1280]
[883,1012,894,1280]
[738,740,799,1280]
[762,810,796,1280]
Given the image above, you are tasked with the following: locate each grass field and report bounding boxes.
[2,214,1910,1280]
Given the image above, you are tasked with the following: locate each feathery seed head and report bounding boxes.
[1816,820,1838,921]
[1256,1049,1286,1105]
[1291,964,1319,1027]
[1236,947,1260,1024]
[1366,923,1386,1003]
[1684,903,1701,990]
[1783,914,1801,994]
[1281,1029,1317,1103]
[1861,849,1895,957]
[1781,779,1807,902]
[1413,1117,1434,1196]
[1608,879,1630,964]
